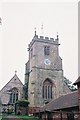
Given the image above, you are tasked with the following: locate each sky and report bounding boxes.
[0,0,78,90]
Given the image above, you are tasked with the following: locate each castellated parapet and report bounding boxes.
[28,35,60,50]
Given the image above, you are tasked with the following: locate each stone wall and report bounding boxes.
[0,74,24,113]
[27,35,71,107]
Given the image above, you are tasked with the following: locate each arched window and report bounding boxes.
[42,79,52,99]
[9,87,18,104]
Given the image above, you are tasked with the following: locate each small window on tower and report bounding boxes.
[31,48,33,58]
[44,46,50,55]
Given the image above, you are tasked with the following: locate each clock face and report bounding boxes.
[44,59,51,65]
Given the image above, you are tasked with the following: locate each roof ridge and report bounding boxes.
[0,74,23,92]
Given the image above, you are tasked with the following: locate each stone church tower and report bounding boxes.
[25,31,70,108]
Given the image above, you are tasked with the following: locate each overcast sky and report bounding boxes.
[0,1,78,90]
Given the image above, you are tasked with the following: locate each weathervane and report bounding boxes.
[34,27,37,36]
[41,24,43,35]
[57,32,59,40]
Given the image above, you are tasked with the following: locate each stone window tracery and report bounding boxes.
[9,87,18,104]
[42,79,52,99]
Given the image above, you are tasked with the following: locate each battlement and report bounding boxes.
[33,35,58,41]
[28,34,60,50]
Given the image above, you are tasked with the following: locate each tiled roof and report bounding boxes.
[74,76,80,85]
[40,91,78,111]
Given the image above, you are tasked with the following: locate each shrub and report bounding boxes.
[16,99,29,107]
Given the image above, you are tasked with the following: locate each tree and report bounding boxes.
[16,99,29,107]
[64,77,77,91]
[15,99,29,115]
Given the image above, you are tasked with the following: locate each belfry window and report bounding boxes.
[44,46,50,55]
[42,79,52,99]
[9,88,18,104]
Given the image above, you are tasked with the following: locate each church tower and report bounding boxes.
[25,31,66,108]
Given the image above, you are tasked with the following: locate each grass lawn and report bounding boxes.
[16,115,40,120]
[0,115,2,120]
[16,115,38,120]
[1,115,41,120]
